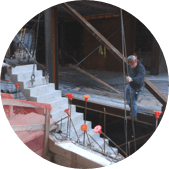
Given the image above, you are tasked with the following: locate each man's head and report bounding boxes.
[127,55,137,68]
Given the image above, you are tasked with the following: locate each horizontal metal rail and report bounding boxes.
[119,132,153,148]
[65,96,159,126]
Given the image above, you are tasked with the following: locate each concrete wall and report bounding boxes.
[48,138,112,168]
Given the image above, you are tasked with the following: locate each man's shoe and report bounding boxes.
[127,116,137,121]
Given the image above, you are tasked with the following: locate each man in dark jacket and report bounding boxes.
[126,55,145,120]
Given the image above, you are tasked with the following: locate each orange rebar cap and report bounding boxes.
[66,93,74,101]
[64,108,70,115]
[81,124,88,131]
[153,111,163,119]
[83,95,90,102]
[94,125,102,134]
[15,84,20,88]
[6,79,10,83]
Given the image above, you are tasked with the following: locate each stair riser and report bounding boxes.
[50,98,69,110]
[16,71,43,81]
[58,114,84,131]
[29,84,55,96]
[93,138,109,151]
[68,122,92,138]
[13,80,54,101]
[51,104,76,119]
[30,91,61,102]
[24,78,47,88]
[11,65,37,74]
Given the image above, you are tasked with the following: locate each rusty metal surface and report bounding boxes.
[62,3,167,106]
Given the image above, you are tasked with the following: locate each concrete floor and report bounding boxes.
[1,65,168,113]
[58,66,168,113]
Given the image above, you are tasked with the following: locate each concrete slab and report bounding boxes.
[30,90,61,103]
[139,99,159,106]
[49,138,113,168]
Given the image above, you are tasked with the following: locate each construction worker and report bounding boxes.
[126,55,145,120]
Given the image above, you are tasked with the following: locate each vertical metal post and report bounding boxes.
[104,108,106,154]
[84,101,87,124]
[44,7,59,88]
[43,108,50,159]
[44,8,53,83]
[60,118,62,132]
[155,118,158,129]
[128,142,130,156]
[83,101,87,145]
[67,100,72,139]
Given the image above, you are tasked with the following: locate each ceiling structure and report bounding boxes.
[25,1,120,27]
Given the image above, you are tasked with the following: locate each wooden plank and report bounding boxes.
[12,124,45,132]
[2,99,38,108]
[17,130,44,144]
[71,65,121,94]
[43,108,50,159]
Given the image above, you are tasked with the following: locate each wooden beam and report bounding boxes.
[67,1,114,14]
[12,124,45,132]
[2,99,38,108]
[71,64,121,94]
[43,108,50,159]
[12,122,58,132]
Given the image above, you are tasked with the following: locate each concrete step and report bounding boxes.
[63,121,92,139]
[92,137,109,151]
[22,77,47,89]
[89,134,118,155]
[11,64,37,74]
[57,112,84,131]
[49,97,69,111]
[30,90,61,102]
[107,146,118,156]
[15,70,43,81]
[51,104,76,119]
[15,78,47,100]
[79,129,101,143]
[24,83,55,97]
[92,137,118,155]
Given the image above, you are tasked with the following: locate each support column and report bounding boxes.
[151,37,161,75]
[60,21,66,66]
[44,7,59,89]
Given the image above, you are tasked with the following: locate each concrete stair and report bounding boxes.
[7,64,118,155]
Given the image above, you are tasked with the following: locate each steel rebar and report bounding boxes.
[104,108,106,154]
[104,138,117,157]
[70,118,80,143]
[87,133,103,152]
[101,132,128,157]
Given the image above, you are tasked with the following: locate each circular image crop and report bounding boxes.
[1,1,168,169]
